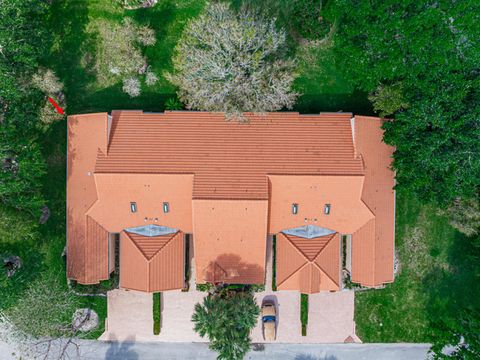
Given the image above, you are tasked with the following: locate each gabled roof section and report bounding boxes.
[123,230,179,260]
[86,173,194,233]
[120,230,184,292]
[269,175,374,234]
[95,111,363,200]
[276,232,341,293]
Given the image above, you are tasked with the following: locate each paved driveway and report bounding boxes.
[101,236,358,343]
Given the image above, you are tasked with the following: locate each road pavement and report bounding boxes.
[0,340,430,360]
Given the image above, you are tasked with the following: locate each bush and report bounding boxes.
[6,274,79,338]
[165,97,183,110]
[32,68,64,96]
[167,3,298,121]
[368,82,409,117]
[301,293,308,336]
[153,293,160,335]
[289,0,333,40]
[122,77,141,98]
[439,197,480,237]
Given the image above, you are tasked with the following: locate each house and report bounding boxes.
[67,111,395,294]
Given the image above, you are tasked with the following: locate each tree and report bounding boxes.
[333,0,480,205]
[192,288,259,360]
[167,3,298,120]
[87,17,156,96]
[368,83,409,118]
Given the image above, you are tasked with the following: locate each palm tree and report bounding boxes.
[192,289,260,360]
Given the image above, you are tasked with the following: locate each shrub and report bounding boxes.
[289,0,333,40]
[153,293,160,335]
[32,68,63,96]
[301,293,308,336]
[145,70,159,86]
[368,82,409,117]
[165,97,183,110]
[167,3,298,121]
[122,77,141,98]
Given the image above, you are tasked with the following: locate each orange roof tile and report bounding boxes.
[120,231,185,292]
[351,116,395,286]
[67,111,395,290]
[276,233,341,293]
[193,199,268,284]
[86,173,193,233]
[268,175,374,234]
[95,112,363,200]
[67,113,110,284]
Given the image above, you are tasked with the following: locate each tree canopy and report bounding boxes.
[167,3,298,120]
[192,288,259,360]
[333,0,480,205]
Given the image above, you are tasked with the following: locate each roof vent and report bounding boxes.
[292,203,298,215]
[163,202,170,213]
[130,202,137,213]
[324,204,331,215]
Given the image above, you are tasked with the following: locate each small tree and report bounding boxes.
[167,3,298,121]
[32,68,64,96]
[88,18,156,96]
[192,288,259,360]
[368,82,409,118]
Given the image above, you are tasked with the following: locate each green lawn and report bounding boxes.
[355,190,477,343]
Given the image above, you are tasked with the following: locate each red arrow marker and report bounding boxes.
[48,97,65,115]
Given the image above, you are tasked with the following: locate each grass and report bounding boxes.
[301,293,308,336]
[153,292,161,335]
[354,190,478,343]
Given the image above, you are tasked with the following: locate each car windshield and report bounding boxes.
[262,315,275,323]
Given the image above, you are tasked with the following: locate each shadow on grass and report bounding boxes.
[423,229,480,347]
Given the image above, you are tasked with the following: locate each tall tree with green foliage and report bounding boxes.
[333,0,480,206]
[192,288,259,360]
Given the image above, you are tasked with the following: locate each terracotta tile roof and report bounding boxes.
[276,233,341,293]
[66,111,395,290]
[351,116,395,286]
[95,112,363,200]
[268,175,374,234]
[120,231,185,292]
[193,200,268,284]
[67,113,110,284]
[86,173,194,233]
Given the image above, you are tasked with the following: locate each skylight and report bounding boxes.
[130,202,137,213]
[292,203,298,215]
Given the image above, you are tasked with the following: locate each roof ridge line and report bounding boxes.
[123,231,150,260]
[147,231,180,262]
[276,234,308,287]
[313,234,340,286]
